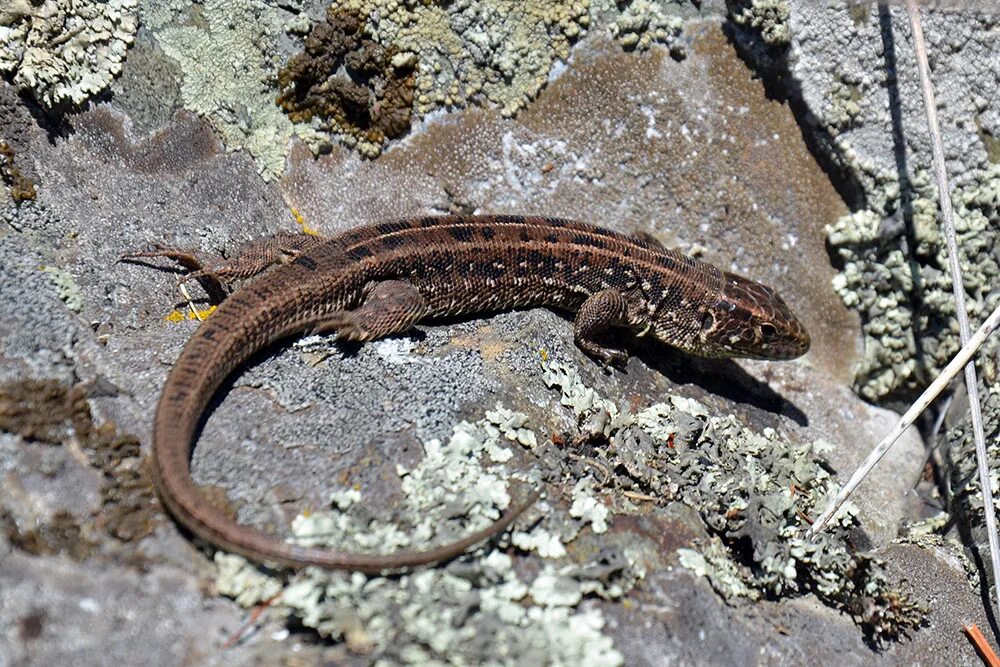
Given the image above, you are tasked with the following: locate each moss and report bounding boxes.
[0,141,36,204]
[0,379,158,556]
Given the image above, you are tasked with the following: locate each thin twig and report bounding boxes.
[965,624,1000,667]
[906,0,1000,626]
[808,301,1000,536]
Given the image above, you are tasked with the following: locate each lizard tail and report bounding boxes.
[151,269,539,573]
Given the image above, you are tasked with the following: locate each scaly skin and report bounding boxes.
[130,215,810,573]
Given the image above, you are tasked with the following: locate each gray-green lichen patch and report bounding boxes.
[946,384,1000,589]
[0,0,139,108]
[282,0,591,159]
[827,166,1000,400]
[215,403,635,664]
[144,0,294,180]
[541,359,927,645]
[39,265,84,313]
[728,3,1000,401]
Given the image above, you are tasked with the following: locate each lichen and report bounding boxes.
[278,0,590,158]
[0,0,138,108]
[215,403,634,664]
[541,358,927,645]
[828,166,1000,400]
[146,0,293,180]
[40,265,84,313]
[607,0,685,54]
[947,384,1000,591]
[728,0,791,47]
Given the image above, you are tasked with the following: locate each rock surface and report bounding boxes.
[0,2,993,665]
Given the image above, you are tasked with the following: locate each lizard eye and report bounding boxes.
[759,323,777,340]
[701,312,715,332]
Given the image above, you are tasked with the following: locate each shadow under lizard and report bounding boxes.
[124,215,810,573]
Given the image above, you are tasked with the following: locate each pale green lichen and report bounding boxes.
[729,0,791,46]
[607,0,685,54]
[569,477,609,534]
[330,0,588,119]
[0,0,138,108]
[146,0,293,180]
[40,265,84,312]
[828,166,1000,400]
[678,538,760,601]
[541,358,926,645]
[215,403,633,664]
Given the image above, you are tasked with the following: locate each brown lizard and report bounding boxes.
[124,215,810,573]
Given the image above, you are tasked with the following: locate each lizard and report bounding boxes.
[123,214,810,573]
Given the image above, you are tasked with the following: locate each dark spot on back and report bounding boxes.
[527,249,549,267]
[519,229,531,242]
[474,262,505,280]
[381,235,405,250]
[449,227,474,242]
[420,216,439,228]
[546,218,567,228]
[294,255,318,270]
[480,226,496,240]
[545,233,559,243]
[347,245,374,260]
[572,234,607,249]
[376,220,411,235]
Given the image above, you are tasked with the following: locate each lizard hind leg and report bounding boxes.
[121,233,323,291]
[574,288,631,367]
[313,280,429,342]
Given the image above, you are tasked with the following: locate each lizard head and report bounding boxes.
[694,272,810,360]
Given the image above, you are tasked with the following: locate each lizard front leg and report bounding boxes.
[574,289,631,366]
[313,280,429,341]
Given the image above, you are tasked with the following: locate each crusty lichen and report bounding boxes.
[146,0,294,180]
[215,402,635,664]
[0,0,138,108]
[39,265,84,313]
[947,384,1000,591]
[828,166,1000,400]
[541,358,927,645]
[213,351,926,651]
[728,0,791,47]
[607,0,685,54]
[277,0,589,158]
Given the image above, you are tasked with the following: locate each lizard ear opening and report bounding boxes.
[701,312,714,332]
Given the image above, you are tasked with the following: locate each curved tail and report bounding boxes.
[151,273,539,573]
